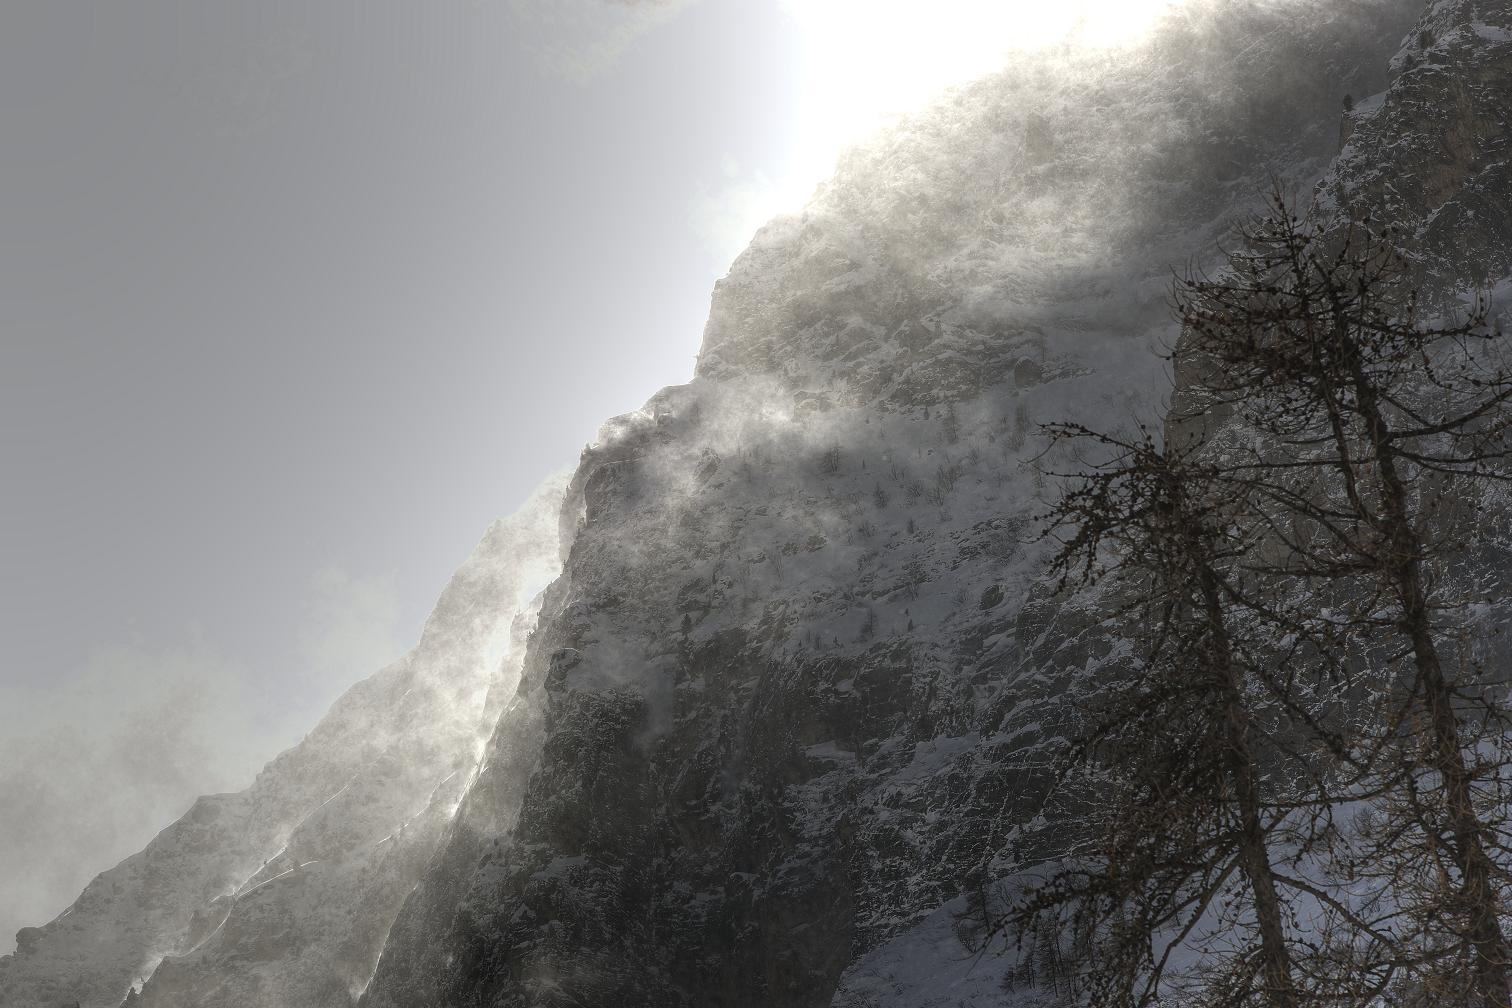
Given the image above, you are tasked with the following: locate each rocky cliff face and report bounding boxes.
[359,4,1463,1007]
[1328,0,1512,296]
[0,478,565,1008]
[12,1,1512,1006]
[1170,0,1512,449]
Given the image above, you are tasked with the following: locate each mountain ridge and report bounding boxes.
[0,477,567,1008]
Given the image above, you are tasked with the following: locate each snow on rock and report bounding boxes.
[832,893,1024,1008]
[1328,0,1512,301]
[357,4,1436,1007]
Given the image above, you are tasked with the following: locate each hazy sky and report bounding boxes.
[0,0,1183,945]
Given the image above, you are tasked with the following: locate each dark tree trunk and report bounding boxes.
[1352,363,1512,1008]
[1184,497,1300,1008]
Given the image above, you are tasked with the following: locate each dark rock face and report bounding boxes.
[362,5,1469,1007]
[1169,0,1512,449]
[1327,0,1512,296]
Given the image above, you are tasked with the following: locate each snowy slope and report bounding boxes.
[0,476,565,1008]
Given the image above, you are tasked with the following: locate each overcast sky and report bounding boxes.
[0,0,1181,946]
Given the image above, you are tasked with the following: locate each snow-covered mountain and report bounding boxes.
[8,0,1511,1005]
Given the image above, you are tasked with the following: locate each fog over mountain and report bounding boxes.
[4,0,1511,1006]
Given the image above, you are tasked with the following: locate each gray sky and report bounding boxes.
[0,0,1184,948]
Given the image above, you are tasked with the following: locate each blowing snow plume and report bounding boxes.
[0,476,566,1008]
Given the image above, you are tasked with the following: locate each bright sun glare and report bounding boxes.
[749,0,1188,225]
[699,0,1188,267]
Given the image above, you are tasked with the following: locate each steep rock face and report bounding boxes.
[1169,0,1512,449]
[1328,0,1512,295]
[361,4,1433,1006]
[0,477,566,1008]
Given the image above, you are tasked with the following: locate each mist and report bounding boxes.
[0,566,400,953]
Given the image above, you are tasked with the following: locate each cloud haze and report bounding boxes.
[297,566,403,711]
[0,641,260,953]
[687,156,798,268]
[0,566,401,953]
[508,0,701,82]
